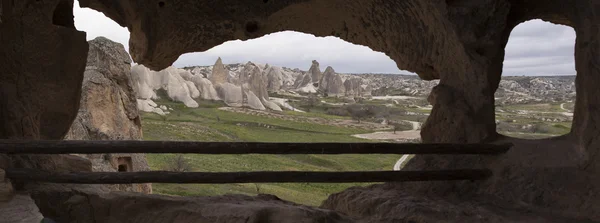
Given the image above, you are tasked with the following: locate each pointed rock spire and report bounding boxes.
[211,57,228,85]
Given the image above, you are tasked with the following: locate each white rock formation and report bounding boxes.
[307,60,322,83]
[216,82,243,107]
[320,66,345,97]
[131,65,199,108]
[137,99,169,115]
[244,90,266,110]
[191,76,220,100]
[211,57,228,85]
[265,65,284,92]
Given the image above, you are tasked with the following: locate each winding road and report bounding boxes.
[393,121,420,171]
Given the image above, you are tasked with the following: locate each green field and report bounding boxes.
[141,96,574,206]
[142,100,402,206]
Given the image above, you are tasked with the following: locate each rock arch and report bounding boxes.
[0,0,599,221]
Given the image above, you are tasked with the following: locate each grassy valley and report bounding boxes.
[142,100,402,206]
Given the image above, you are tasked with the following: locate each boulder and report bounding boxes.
[244,89,266,110]
[262,100,283,112]
[137,99,169,115]
[320,67,345,97]
[64,37,152,194]
[210,57,228,85]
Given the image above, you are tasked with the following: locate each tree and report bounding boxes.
[167,154,192,172]
[346,105,375,123]
[388,120,403,134]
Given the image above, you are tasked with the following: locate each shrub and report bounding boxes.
[167,154,192,172]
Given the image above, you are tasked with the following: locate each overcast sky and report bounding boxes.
[73,2,576,76]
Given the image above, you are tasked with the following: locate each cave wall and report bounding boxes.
[0,0,599,221]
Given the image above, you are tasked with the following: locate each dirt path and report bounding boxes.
[352,120,420,141]
[351,120,421,171]
[393,155,410,171]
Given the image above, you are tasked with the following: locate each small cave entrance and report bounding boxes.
[495,19,575,139]
[117,157,133,172]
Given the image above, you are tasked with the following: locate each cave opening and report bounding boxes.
[495,19,575,140]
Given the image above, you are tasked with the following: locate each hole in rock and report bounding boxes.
[72,2,431,205]
[117,157,133,172]
[495,19,575,140]
[53,0,76,28]
[158,1,165,8]
[245,21,259,33]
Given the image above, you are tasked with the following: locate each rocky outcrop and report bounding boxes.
[241,62,269,101]
[3,0,599,222]
[131,65,199,108]
[293,73,312,89]
[216,83,243,107]
[308,60,322,84]
[64,37,152,194]
[210,57,228,85]
[265,65,284,92]
[190,76,220,101]
[343,77,363,98]
[65,37,142,141]
[32,190,351,223]
[320,67,345,97]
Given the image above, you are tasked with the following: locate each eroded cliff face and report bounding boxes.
[65,37,152,194]
[0,1,90,220]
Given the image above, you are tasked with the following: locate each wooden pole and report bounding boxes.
[4,168,493,184]
[0,140,511,155]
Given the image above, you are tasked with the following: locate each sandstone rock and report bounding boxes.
[190,76,220,101]
[243,86,267,110]
[241,62,270,101]
[215,83,243,107]
[1,0,88,140]
[137,99,169,115]
[265,65,284,92]
[131,65,199,108]
[0,169,14,202]
[65,37,142,141]
[343,77,363,97]
[161,67,200,108]
[211,57,228,85]
[0,194,43,223]
[320,67,345,97]
[33,190,351,223]
[308,60,322,83]
[293,73,312,89]
[64,37,152,194]
[5,0,599,222]
[262,100,283,112]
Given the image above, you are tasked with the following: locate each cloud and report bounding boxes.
[73,2,575,76]
[503,20,576,76]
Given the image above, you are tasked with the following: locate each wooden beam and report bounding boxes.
[4,168,493,184]
[0,140,511,155]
